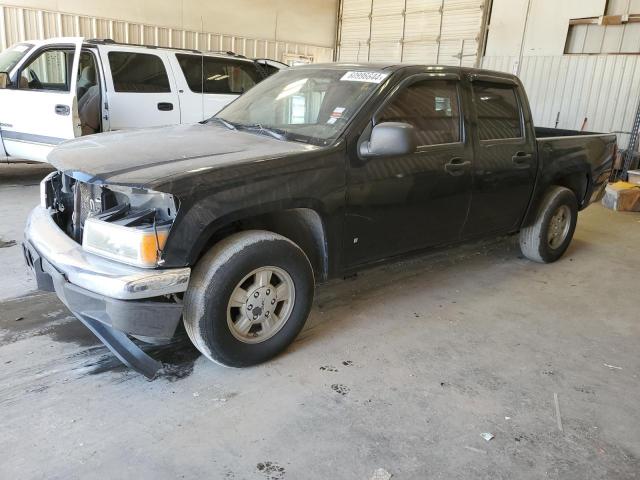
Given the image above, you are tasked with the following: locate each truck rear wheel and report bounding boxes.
[183,230,314,367]
[519,186,578,263]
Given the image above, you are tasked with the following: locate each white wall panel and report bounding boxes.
[483,54,640,149]
[485,0,608,56]
[0,3,334,63]
[338,0,487,65]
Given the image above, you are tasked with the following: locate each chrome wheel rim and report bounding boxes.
[226,266,295,344]
[547,205,571,249]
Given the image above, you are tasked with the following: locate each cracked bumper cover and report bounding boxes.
[23,206,190,340]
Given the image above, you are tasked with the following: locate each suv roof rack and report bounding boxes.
[85,39,256,60]
[206,50,248,59]
[85,38,201,54]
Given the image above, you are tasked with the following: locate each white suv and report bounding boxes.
[0,37,286,162]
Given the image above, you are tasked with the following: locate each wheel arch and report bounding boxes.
[522,168,591,229]
[188,205,329,282]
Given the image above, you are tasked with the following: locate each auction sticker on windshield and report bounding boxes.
[341,71,389,83]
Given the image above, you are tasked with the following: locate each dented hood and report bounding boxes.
[47,123,317,187]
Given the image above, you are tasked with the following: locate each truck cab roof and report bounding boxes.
[290,62,520,82]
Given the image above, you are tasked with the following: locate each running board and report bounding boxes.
[76,314,162,379]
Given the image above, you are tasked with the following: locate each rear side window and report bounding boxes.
[176,54,260,95]
[108,51,170,93]
[473,83,522,140]
[377,79,461,146]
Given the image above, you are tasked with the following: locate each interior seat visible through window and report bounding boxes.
[76,51,101,135]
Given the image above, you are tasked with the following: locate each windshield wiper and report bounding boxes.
[234,123,287,141]
[206,117,236,130]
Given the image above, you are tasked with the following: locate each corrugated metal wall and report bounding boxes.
[337,0,487,66]
[565,23,640,55]
[483,54,640,149]
[0,4,334,63]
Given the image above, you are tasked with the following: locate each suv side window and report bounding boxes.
[473,82,523,140]
[377,79,461,146]
[108,51,171,93]
[19,48,74,91]
[176,54,260,94]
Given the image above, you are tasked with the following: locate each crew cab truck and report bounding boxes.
[0,37,285,163]
[23,64,615,377]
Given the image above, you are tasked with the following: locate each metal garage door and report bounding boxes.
[337,0,488,66]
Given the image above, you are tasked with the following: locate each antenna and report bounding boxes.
[201,16,205,120]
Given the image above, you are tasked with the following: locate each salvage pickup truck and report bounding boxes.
[24,64,615,377]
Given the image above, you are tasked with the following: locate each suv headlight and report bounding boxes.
[82,217,170,268]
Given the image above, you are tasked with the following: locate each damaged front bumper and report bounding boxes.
[23,206,191,377]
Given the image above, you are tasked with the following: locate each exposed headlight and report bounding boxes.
[82,217,170,268]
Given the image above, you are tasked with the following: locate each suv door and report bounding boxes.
[173,54,265,122]
[462,78,536,236]
[345,74,474,266]
[99,47,180,129]
[0,39,82,162]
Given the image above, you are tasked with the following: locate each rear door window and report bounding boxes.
[108,51,171,93]
[473,82,523,140]
[176,54,260,94]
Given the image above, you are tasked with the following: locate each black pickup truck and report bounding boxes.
[24,64,616,377]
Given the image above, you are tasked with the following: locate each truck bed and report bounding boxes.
[533,127,616,210]
[535,127,601,138]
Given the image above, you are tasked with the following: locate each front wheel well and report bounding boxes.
[196,208,328,281]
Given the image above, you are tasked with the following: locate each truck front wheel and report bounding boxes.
[183,230,314,367]
[519,186,578,263]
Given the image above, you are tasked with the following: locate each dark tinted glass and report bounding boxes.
[377,79,461,146]
[473,83,522,140]
[176,54,260,94]
[108,52,170,93]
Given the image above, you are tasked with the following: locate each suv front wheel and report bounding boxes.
[183,230,315,367]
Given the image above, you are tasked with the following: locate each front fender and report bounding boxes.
[158,148,347,269]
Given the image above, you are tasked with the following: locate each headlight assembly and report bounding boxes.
[82,217,170,268]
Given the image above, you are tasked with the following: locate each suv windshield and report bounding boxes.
[213,68,390,145]
[0,43,33,73]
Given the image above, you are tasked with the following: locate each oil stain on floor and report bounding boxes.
[0,292,201,382]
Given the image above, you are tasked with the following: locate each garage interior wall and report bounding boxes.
[336,0,489,66]
[0,1,338,63]
[483,0,640,150]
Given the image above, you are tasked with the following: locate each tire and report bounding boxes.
[183,230,314,367]
[519,186,578,263]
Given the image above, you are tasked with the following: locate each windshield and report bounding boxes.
[0,43,33,73]
[214,68,390,145]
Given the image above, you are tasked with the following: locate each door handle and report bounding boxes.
[444,157,471,176]
[55,104,70,116]
[512,151,533,168]
[157,102,174,111]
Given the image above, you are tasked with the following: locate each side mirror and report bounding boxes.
[359,122,417,159]
[0,72,9,89]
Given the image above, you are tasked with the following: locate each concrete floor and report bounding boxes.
[1,164,639,479]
